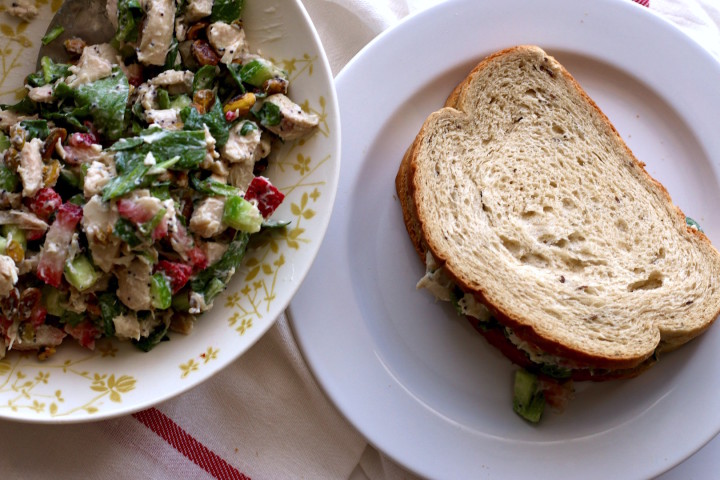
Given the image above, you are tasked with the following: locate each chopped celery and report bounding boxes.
[2,225,26,249]
[204,278,225,303]
[41,25,64,45]
[157,89,171,110]
[512,369,545,423]
[170,94,192,110]
[0,132,9,151]
[239,59,286,87]
[42,285,68,317]
[223,195,262,233]
[261,219,291,230]
[0,166,19,192]
[171,290,190,311]
[151,273,172,310]
[68,193,85,206]
[63,255,100,291]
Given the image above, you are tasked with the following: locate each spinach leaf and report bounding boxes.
[254,101,282,127]
[112,127,207,170]
[190,232,250,295]
[191,176,241,197]
[132,318,170,352]
[26,57,70,88]
[113,217,142,247]
[103,160,152,201]
[97,292,127,337]
[0,96,37,114]
[225,64,246,92]
[164,37,180,71]
[192,65,217,93]
[71,67,129,141]
[39,103,91,131]
[113,0,143,45]
[19,120,49,140]
[61,310,85,327]
[103,128,207,200]
[240,121,257,136]
[180,100,229,147]
[210,0,244,23]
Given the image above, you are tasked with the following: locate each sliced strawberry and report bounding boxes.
[68,132,98,148]
[36,202,83,287]
[117,198,155,224]
[244,176,285,218]
[29,305,47,327]
[187,246,208,270]
[25,229,46,241]
[539,377,575,413]
[169,221,197,262]
[0,316,12,336]
[64,320,100,350]
[155,260,193,293]
[26,187,63,221]
[151,215,169,240]
[61,145,99,165]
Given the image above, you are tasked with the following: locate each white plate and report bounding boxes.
[288,0,720,478]
[0,0,339,422]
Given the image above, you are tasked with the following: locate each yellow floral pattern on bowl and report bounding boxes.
[0,0,340,421]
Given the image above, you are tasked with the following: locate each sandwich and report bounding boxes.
[395,45,720,422]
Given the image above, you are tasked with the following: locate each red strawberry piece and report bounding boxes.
[155,260,194,293]
[68,132,98,148]
[187,247,208,270]
[117,199,154,224]
[244,176,285,218]
[36,203,83,287]
[26,187,63,221]
[64,320,100,350]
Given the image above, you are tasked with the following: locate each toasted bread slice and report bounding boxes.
[396,45,720,371]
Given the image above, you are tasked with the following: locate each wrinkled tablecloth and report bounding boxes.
[2,0,720,478]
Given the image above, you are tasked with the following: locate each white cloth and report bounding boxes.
[1,1,720,479]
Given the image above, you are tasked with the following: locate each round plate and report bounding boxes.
[0,0,340,422]
[288,0,720,478]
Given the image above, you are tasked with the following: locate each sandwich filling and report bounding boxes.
[416,252,649,380]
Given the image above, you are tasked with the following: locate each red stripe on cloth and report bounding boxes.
[633,0,650,6]
[133,408,251,480]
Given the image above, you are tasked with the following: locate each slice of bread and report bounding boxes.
[397,45,720,371]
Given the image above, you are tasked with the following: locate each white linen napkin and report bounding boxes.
[1,1,719,479]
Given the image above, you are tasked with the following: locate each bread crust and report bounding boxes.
[397,45,720,372]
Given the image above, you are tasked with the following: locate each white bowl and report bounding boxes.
[0,0,339,422]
